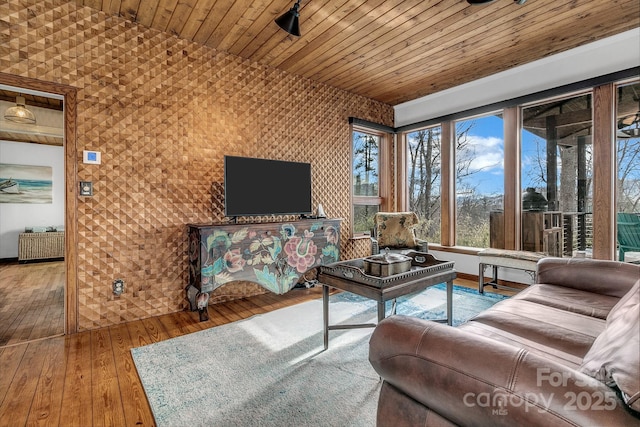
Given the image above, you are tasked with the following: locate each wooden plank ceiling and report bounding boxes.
[75,0,640,106]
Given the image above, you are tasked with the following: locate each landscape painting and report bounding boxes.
[0,163,53,203]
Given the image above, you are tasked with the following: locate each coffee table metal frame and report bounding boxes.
[317,252,456,349]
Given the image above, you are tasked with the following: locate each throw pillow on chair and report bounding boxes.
[374,212,419,249]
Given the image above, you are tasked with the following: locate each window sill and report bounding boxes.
[428,244,483,256]
[350,234,372,241]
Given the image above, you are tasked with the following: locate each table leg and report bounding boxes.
[323,284,329,350]
[446,280,453,326]
[377,301,385,322]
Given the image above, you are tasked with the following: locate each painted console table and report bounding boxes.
[186,218,341,318]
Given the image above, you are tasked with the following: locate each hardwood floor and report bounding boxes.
[0,260,64,347]
[0,276,508,427]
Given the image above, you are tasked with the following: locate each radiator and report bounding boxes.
[18,231,65,261]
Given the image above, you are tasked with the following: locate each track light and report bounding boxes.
[275,0,301,36]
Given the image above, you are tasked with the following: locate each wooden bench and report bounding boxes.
[478,248,546,293]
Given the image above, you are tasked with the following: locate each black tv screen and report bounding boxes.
[224,156,312,217]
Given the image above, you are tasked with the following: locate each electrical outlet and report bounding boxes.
[113,279,124,295]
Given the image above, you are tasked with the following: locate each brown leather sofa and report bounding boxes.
[369,258,640,426]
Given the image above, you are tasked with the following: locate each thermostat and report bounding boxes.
[83,150,101,164]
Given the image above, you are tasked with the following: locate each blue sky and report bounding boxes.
[458,115,505,196]
[459,115,542,196]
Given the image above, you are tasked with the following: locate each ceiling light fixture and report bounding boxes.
[275,0,301,37]
[618,92,640,139]
[620,111,640,138]
[4,95,36,124]
[467,0,526,4]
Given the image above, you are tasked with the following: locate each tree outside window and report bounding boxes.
[353,130,381,234]
[407,127,441,244]
[615,81,640,263]
[455,114,505,248]
[617,81,640,213]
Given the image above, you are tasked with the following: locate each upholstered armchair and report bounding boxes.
[370,212,428,255]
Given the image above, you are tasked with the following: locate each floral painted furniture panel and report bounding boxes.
[186,219,341,310]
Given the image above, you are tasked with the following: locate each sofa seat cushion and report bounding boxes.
[465,299,606,360]
[459,322,583,368]
[511,283,619,319]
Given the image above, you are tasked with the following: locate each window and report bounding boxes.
[521,92,593,256]
[352,127,388,235]
[406,126,442,244]
[615,80,640,263]
[616,81,640,213]
[454,113,505,248]
[396,70,638,259]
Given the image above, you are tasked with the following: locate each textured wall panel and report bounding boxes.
[0,0,394,330]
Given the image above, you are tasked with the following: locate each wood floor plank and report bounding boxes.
[25,337,66,427]
[127,317,155,348]
[108,324,155,427]
[0,343,28,406]
[209,302,243,323]
[0,275,497,426]
[0,340,51,427]
[156,309,208,338]
[58,332,93,427]
[0,305,30,347]
[90,328,126,427]
[0,261,64,346]
[230,297,268,316]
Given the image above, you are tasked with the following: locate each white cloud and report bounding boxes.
[467,135,504,173]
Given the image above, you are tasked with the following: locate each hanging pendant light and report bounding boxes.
[620,113,640,138]
[275,0,301,37]
[4,95,36,124]
[618,96,640,139]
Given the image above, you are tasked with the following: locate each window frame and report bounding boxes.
[395,69,638,258]
[399,124,444,245]
[350,123,392,237]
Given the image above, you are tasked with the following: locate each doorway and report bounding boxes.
[0,72,78,344]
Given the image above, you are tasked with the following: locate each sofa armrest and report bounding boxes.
[369,316,638,426]
[536,258,639,298]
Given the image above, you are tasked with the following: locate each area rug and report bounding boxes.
[131,284,507,427]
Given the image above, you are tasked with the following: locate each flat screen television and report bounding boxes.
[224,155,313,218]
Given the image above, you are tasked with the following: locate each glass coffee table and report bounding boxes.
[317,251,456,349]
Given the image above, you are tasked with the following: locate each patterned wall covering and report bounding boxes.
[0,0,394,330]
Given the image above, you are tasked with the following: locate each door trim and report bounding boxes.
[0,72,78,334]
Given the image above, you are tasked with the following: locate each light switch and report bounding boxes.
[79,181,93,196]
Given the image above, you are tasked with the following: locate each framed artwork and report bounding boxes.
[0,163,53,203]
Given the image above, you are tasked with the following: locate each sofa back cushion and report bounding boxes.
[374,212,418,249]
[579,280,639,412]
